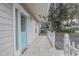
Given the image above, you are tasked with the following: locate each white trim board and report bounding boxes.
[13,3,30,56]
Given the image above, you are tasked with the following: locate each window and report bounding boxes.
[21,14,26,32]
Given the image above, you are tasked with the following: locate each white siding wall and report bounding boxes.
[0,3,40,55]
[28,17,39,46]
[0,3,14,56]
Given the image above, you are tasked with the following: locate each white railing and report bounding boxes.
[64,33,79,56]
[47,31,55,49]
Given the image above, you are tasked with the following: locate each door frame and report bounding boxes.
[13,4,29,56]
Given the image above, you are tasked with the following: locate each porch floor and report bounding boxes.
[23,36,64,56]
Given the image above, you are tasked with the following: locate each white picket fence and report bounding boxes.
[64,33,79,56]
[47,31,55,49]
[47,31,79,56]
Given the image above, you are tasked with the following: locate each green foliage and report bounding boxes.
[60,28,75,33]
[48,3,78,32]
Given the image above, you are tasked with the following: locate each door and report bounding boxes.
[21,13,27,50]
[15,9,27,55]
[14,4,28,55]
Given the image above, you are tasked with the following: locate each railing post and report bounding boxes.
[47,31,55,49]
[64,33,70,56]
[77,44,79,55]
[68,39,71,56]
[71,41,75,56]
[53,31,55,49]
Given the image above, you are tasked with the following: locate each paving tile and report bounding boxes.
[23,36,64,56]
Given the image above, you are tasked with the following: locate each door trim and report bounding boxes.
[13,4,29,56]
[13,4,21,56]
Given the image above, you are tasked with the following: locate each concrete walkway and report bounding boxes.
[23,36,64,56]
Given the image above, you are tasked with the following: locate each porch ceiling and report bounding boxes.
[21,3,50,22]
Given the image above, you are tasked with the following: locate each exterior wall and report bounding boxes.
[0,3,40,56]
[0,3,14,56]
[28,17,39,46]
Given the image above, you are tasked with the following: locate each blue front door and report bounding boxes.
[21,14,27,49]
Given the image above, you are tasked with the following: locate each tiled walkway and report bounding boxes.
[23,36,64,56]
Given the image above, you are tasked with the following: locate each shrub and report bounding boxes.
[60,28,75,33]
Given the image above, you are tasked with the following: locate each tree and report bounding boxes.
[48,3,79,32]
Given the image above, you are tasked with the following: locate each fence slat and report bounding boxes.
[47,31,55,49]
[71,42,75,56]
[64,33,70,56]
[77,44,79,55]
[64,33,79,56]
